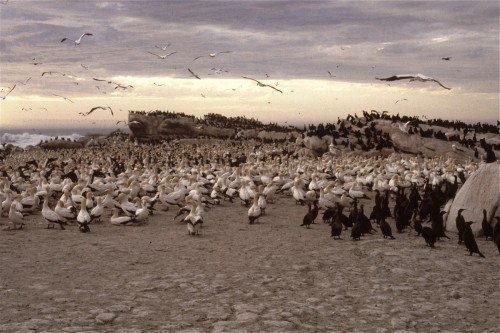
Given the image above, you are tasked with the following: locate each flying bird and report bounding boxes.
[327,71,335,78]
[52,93,74,103]
[155,43,171,50]
[395,98,408,104]
[1,84,16,100]
[17,77,32,85]
[242,76,283,93]
[193,51,232,61]
[375,74,451,90]
[61,32,93,45]
[42,71,60,76]
[113,83,133,90]
[84,106,114,116]
[147,51,177,59]
[441,57,451,61]
[30,58,42,65]
[188,68,201,80]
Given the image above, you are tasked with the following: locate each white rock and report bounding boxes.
[95,312,117,324]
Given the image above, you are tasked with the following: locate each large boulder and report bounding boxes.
[445,162,500,236]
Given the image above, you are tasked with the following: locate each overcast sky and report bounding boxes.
[0,0,498,129]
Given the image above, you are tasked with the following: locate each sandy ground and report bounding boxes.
[1,193,499,333]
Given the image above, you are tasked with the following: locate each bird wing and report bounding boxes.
[2,84,16,99]
[88,106,104,115]
[265,84,283,94]
[242,76,262,84]
[193,55,204,61]
[108,107,114,116]
[166,51,177,57]
[376,75,416,81]
[431,79,451,90]
[216,51,232,55]
[188,68,201,79]
[147,51,161,58]
[60,37,71,43]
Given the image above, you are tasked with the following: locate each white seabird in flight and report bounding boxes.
[155,43,171,50]
[147,51,177,59]
[376,74,451,90]
[193,51,232,61]
[83,106,114,116]
[242,76,283,94]
[52,93,74,103]
[61,32,93,45]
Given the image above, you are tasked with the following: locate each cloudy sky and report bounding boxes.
[0,0,498,129]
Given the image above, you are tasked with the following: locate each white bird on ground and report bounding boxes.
[8,202,25,230]
[134,198,150,223]
[55,200,77,220]
[77,197,91,232]
[248,194,262,224]
[181,201,202,235]
[110,207,136,226]
[61,32,93,45]
[398,121,411,133]
[116,192,138,216]
[376,74,451,90]
[42,193,67,230]
[90,196,104,222]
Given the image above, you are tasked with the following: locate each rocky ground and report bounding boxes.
[1,194,499,333]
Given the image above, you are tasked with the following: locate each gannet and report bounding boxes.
[242,76,283,93]
[376,74,451,90]
[61,32,93,45]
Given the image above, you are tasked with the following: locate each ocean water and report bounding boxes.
[0,126,129,149]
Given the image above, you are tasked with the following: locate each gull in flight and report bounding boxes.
[193,51,232,61]
[441,57,451,61]
[395,98,408,104]
[81,106,114,116]
[52,93,74,103]
[147,51,177,59]
[155,43,171,50]
[188,68,201,80]
[61,32,93,45]
[242,76,283,93]
[17,77,32,85]
[93,77,133,90]
[1,84,16,100]
[376,74,451,90]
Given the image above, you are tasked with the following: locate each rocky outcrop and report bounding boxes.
[40,139,84,149]
[445,163,500,236]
